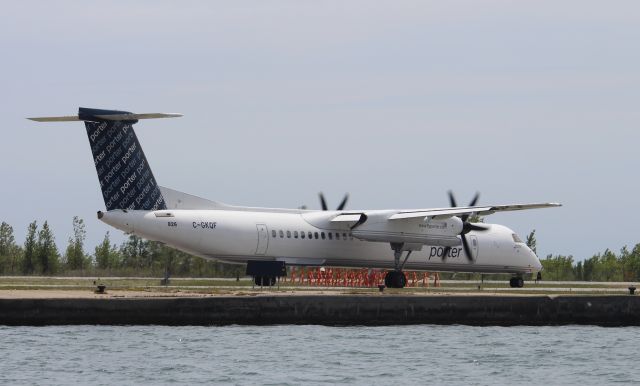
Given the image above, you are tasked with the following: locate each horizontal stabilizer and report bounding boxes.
[91,112,183,121]
[28,107,182,123]
[27,115,81,122]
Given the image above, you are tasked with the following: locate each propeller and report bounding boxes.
[443,190,489,262]
[319,193,328,211]
[318,192,350,211]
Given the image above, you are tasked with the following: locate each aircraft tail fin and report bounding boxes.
[29,107,182,211]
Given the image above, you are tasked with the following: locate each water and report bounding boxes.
[0,325,637,385]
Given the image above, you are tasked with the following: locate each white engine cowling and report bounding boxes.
[421,216,464,237]
[350,215,464,247]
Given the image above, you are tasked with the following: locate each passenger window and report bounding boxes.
[321,232,326,240]
[314,232,319,239]
[279,230,284,238]
[336,233,340,240]
[328,232,333,240]
[272,230,276,238]
[294,231,299,239]
[342,233,347,240]
[308,232,313,239]
[287,230,291,238]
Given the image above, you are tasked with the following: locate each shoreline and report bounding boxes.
[1,291,638,326]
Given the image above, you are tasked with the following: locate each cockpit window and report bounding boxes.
[512,233,524,243]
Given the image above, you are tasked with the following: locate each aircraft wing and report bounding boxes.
[387,202,561,221]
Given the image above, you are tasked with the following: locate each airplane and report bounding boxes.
[29,107,561,288]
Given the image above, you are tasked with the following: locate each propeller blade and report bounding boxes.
[336,193,349,211]
[461,235,474,262]
[319,192,328,211]
[448,190,457,208]
[460,192,480,222]
[469,192,480,207]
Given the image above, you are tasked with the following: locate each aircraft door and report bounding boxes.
[469,235,479,260]
[255,224,269,255]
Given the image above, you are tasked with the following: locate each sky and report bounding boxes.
[1,0,639,261]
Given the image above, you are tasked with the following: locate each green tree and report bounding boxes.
[629,244,640,281]
[578,250,623,281]
[540,254,575,280]
[0,222,15,256]
[65,216,88,270]
[149,241,175,277]
[0,222,19,274]
[582,255,596,281]
[600,249,621,281]
[94,232,121,270]
[120,235,150,269]
[574,261,583,280]
[22,221,37,274]
[620,245,640,281]
[526,229,537,255]
[36,221,59,274]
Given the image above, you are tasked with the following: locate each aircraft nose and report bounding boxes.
[528,248,543,271]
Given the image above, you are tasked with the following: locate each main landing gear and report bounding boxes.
[254,276,277,286]
[509,276,524,288]
[246,261,286,287]
[384,243,415,289]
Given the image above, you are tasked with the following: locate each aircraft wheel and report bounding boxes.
[385,271,407,288]
[509,277,524,288]
[254,276,276,286]
[396,272,407,288]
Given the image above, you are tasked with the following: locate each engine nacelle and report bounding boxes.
[422,216,464,237]
[350,214,464,247]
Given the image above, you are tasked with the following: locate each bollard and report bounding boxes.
[629,286,636,295]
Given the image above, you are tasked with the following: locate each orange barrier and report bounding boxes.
[285,267,441,288]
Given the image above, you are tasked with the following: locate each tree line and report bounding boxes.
[0,218,243,277]
[525,230,640,281]
[537,248,640,282]
[1,219,640,281]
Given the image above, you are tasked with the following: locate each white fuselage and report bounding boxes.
[100,208,542,274]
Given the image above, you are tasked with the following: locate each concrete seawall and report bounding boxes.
[1,295,639,326]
